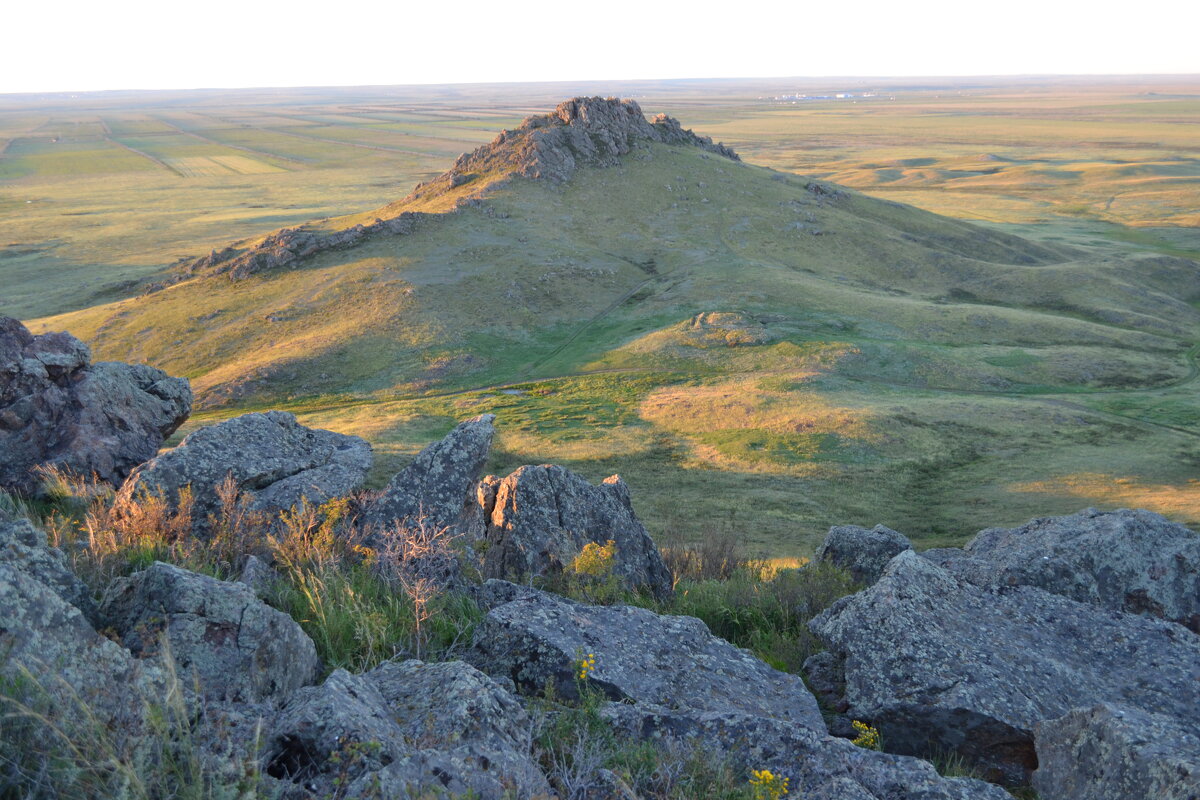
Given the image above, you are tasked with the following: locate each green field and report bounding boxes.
[4,77,1200,556]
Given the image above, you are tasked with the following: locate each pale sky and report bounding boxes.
[3,0,1197,94]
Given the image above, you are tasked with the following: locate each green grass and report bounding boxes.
[6,81,1200,557]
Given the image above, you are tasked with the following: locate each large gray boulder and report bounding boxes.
[0,511,95,621]
[116,410,371,534]
[602,704,1012,800]
[0,562,164,756]
[0,316,191,495]
[99,561,320,702]
[1033,703,1200,800]
[468,584,824,730]
[815,523,912,585]
[265,665,547,799]
[479,464,673,599]
[808,550,1200,784]
[928,507,1200,631]
[364,413,495,531]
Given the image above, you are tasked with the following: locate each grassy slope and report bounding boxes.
[31,139,1200,556]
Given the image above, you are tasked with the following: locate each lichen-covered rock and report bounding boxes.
[1033,703,1200,800]
[0,512,95,621]
[365,659,549,797]
[602,704,1012,800]
[479,464,673,599]
[0,315,191,495]
[932,507,1200,631]
[364,413,495,531]
[116,410,371,534]
[266,666,547,800]
[815,523,911,585]
[468,586,824,731]
[99,561,320,702]
[809,550,1200,784]
[0,562,163,749]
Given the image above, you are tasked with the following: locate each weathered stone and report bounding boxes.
[116,410,371,534]
[815,523,911,585]
[602,704,1012,800]
[928,507,1200,631]
[480,464,673,599]
[364,413,495,532]
[468,586,824,730]
[237,553,279,600]
[1033,703,1200,800]
[0,562,163,751]
[0,316,191,495]
[365,659,549,797]
[266,666,547,800]
[809,550,1200,784]
[0,512,95,621]
[100,561,320,702]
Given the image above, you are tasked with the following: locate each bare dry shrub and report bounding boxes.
[660,523,748,585]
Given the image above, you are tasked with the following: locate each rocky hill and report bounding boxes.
[27,96,1200,550]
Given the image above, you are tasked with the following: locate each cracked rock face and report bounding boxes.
[925,507,1200,631]
[468,585,825,730]
[808,550,1200,785]
[99,561,320,702]
[0,316,192,495]
[478,464,674,599]
[1033,703,1200,800]
[116,410,371,535]
[364,413,495,532]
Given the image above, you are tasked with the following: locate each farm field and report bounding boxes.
[5,76,1200,556]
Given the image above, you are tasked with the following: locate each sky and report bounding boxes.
[3,0,1198,94]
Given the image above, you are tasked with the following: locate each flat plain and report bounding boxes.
[4,76,1199,555]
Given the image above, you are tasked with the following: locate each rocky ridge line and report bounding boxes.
[164,97,738,283]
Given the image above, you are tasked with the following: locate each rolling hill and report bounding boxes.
[31,97,1200,555]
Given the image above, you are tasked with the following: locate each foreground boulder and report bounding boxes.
[0,508,95,621]
[925,507,1200,631]
[117,410,371,533]
[808,551,1200,784]
[478,465,674,599]
[99,561,320,702]
[1033,703,1200,800]
[0,562,164,760]
[363,413,495,531]
[0,316,191,495]
[815,523,912,585]
[602,705,1012,800]
[469,583,824,730]
[265,663,548,799]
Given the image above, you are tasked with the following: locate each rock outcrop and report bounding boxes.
[808,550,1200,784]
[99,561,321,702]
[0,316,191,495]
[0,509,95,622]
[364,413,495,532]
[477,465,674,599]
[417,96,739,191]
[468,584,824,729]
[602,704,1013,800]
[0,561,164,751]
[815,523,912,585]
[924,507,1200,631]
[1033,703,1200,800]
[265,663,547,799]
[116,410,371,534]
